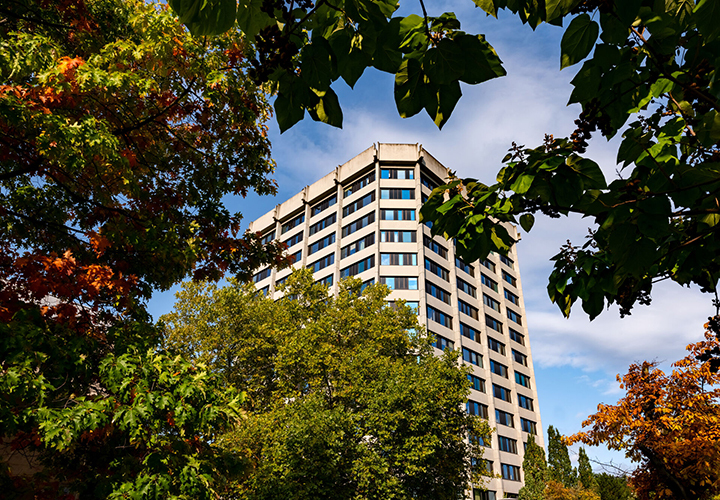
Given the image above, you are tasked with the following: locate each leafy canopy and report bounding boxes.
[162,270,494,499]
[1,0,286,495]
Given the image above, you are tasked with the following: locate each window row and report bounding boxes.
[309,233,335,255]
[381,208,415,221]
[309,212,336,236]
[431,332,454,351]
[308,253,334,273]
[342,211,375,237]
[340,255,375,278]
[344,171,375,197]
[311,194,337,217]
[427,305,453,328]
[381,252,417,266]
[380,276,418,290]
[281,213,304,234]
[341,233,374,259]
[424,235,448,258]
[284,231,303,248]
[343,191,375,217]
[425,258,449,281]
[381,168,414,179]
[380,188,414,200]
[380,229,416,242]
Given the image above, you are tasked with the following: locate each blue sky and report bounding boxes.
[149,3,714,474]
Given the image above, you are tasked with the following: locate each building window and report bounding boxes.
[481,259,496,273]
[344,171,375,197]
[281,213,305,234]
[381,168,414,179]
[425,258,449,281]
[342,211,375,237]
[521,417,537,434]
[458,299,479,320]
[284,231,304,248]
[380,230,416,242]
[505,289,520,305]
[424,235,448,258]
[380,188,415,199]
[473,489,496,500]
[481,273,498,292]
[260,231,275,245]
[427,305,453,328]
[499,254,514,268]
[488,337,506,355]
[289,250,302,264]
[462,347,482,367]
[467,400,489,418]
[426,280,451,304]
[468,374,485,392]
[424,220,433,229]
[343,191,375,217]
[380,276,418,290]
[380,208,416,221]
[502,270,517,287]
[515,371,531,388]
[496,409,514,427]
[493,384,512,402]
[316,274,333,287]
[252,267,271,283]
[308,253,335,273]
[457,277,477,298]
[507,308,522,325]
[361,278,375,292]
[340,255,375,278]
[498,436,518,454]
[311,194,337,216]
[455,257,475,277]
[421,175,439,190]
[512,349,528,366]
[431,332,455,351]
[341,233,375,259]
[460,323,478,341]
[308,233,336,255]
[509,329,525,346]
[485,314,503,333]
[482,293,500,313]
[501,463,521,481]
[380,252,417,266]
[309,212,337,236]
[518,394,534,411]
[490,359,508,378]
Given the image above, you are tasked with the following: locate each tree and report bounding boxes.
[162,270,493,499]
[577,447,598,492]
[1,0,287,495]
[567,323,720,500]
[519,435,547,500]
[544,480,600,500]
[547,425,577,488]
[594,473,635,500]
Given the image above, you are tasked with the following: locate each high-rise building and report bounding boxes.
[248,143,544,499]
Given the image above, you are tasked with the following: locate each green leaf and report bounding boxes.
[169,0,237,36]
[308,88,343,128]
[236,0,273,41]
[568,157,607,189]
[695,0,720,42]
[473,0,498,17]
[455,34,506,84]
[423,38,464,85]
[428,81,462,129]
[546,0,577,23]
[300,39,333,91]
[373,18,404,73]
[599,12,628,44]
[274,79,309,133]
[560,14,599,69]
[394,58,426,118]
[519,213,535,232]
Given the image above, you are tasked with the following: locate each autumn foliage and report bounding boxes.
[568,321,720,500]
[1,0,286,496]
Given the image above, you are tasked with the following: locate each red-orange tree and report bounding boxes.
[1,0,286,497]
[568,321,720,500]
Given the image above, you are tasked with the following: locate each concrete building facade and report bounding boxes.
[248,143,544,499]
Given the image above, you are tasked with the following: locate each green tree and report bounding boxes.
[578,447,598,492]
[595,473,635,500]
[547,426,577,488]
[162,270,493,499]
[1,0,286,496]
[519,434,547,500]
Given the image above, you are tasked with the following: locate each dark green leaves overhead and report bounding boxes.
[168,0,237,36]
[235,0,273,41]
[560,14,599,69]
[695,0,720,42]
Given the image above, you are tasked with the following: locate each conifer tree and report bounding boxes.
[519,435,547,500]
[577,448,598,492]
[547,426,577,488]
